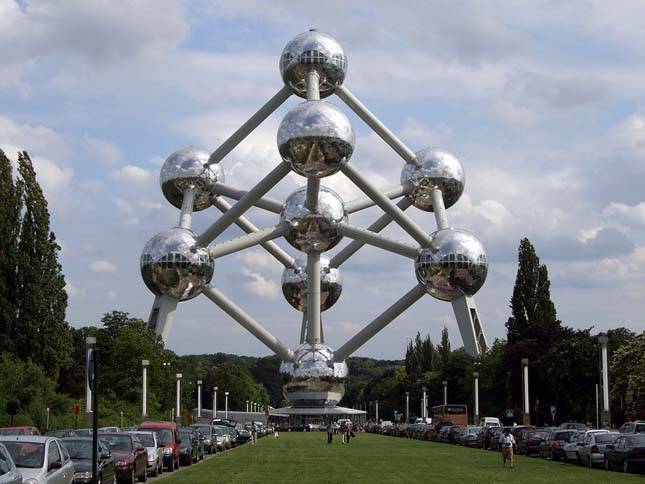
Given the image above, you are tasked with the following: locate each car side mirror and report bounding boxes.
[158,442,163,448]
[49,461,63,471]
[577,442,583,446]
[101,451,111,459]
[137,445,145,452]
[606,444,614,449]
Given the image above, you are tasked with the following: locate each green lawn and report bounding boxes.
[159,433,643,484]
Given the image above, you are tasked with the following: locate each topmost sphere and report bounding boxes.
[280,30,347,98]
[160,147,224,211]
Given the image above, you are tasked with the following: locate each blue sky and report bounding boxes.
[2,0,645,359]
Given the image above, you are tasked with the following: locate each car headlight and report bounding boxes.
[116,460,129,467]
[24,479,39,484]
[75,472,93,479]
[163,448,173,455]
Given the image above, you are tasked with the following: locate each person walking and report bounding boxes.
[500,428,516,468]
[251,422,258,446]
[345,422,353,445]
[327,422,334,444]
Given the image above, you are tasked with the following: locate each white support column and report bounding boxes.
[306,254,321,344]
[375,400,379,422]
[473,371,480,425]
[345,184,409,213]
[430,189,449,230]
[246,400,249,413]
[147,295,178,343]
[178,186,196,229]
[598,335,610,426]
[213,387,218,420]
[405,392,410,424]
[212,183,284,213]
[175,373,182,425]
[208,223,287,259]
[85,337,96,427]
[442,380,448,405]
[522,358,530,425]
[306,70,321,101]
[422,387,427,419]
[225,392,229,419]
[197,380,202,419]
[336,223,420,259]
[142,360,149,418]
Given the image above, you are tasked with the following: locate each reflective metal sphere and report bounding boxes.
[415,228,487,301]
[280,186,347,253]
[401,147,465,211]
[140,227,214,301]
[280,30,347,98]
[160,147,223,211]
[280,343,348,408]
[277,101,355,178]
[281,256,342,312]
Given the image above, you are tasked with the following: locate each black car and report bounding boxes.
[520,430,547,456]
[604,434,645,474]
[63,437,116,484]
[177,429,199,466]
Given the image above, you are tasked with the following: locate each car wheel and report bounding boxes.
[604,458,610,471]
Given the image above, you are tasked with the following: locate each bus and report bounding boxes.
[432,404,468,426]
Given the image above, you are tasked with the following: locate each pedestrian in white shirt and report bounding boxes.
[499,428,516,468]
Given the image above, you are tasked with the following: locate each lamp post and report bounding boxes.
[120,410,123,428]
[598,335,610,427]
[246,400,249,413]
[197,380,202,419]
[473,371,480,425]
[224,392,229,419]
[421,387,427,420]
[442,380,448,405]
[213,386,218,420]
[175,373,182,425]
[85,336,96,427]
[405,392,409,424]
[46,407,50,431]
[375,400,379,422]
[142,360,149,418]
[521,358,530,425]
[162,362,171,420]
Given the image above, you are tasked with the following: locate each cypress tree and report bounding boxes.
[14,152,71,377]
[0,149,22,354]
[438,326,451,370]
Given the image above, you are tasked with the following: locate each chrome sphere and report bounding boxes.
[160,147,223,211]
[140,227,214,301]
[281,256,342,312]
[280,30,347,98]
[280,186,347,253]
[280,343,348,408]
[277,100,355,178]
[415,228,487,301]
[401,147,465,211]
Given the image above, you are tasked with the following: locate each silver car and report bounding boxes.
[125,431,163,477]
[0,443,22,484]
[0,436,74,484]
[578,431,621,468]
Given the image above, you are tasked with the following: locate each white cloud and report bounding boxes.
[89,260,117,274]
[241,268,279,299]
[110,165,154,185]
[603,201,645,227]
[65,281,86,300]
[84,137,123,165]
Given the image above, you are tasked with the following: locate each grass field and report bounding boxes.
[159,432,643,484]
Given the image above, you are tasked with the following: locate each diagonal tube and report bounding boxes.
[213,183,284,214]
[207,86,292,166]
[197,161,291,246]
[337,223,419,259]
[341,163,434,248]
[331,198,412,268]
[305,253,321,344]
[333,284,427,362]
[345,184,409,213]
[178,187,196,229]
[211,197,296,269]
[336,85,418,165]
[305,177,320,212]
[202,285,293,361]
[208,223,287,259]
[431,188,450,230]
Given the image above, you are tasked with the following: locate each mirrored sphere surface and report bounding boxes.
[401,147,465,211]
[280,186,347,253]
[280,30,347,98]
[278,101,355,178]
[160,147,223,211]
[140,227,214,301]
[281,256,342,312]
[415,228,487,301]
[280,343,348,408]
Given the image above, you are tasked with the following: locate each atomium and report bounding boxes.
[277,100,355,178]
[140,29,490,411]
[160,146,224,211]
[140,227,214,301]
[282,256,342,312]
[280,185,347,253]
[415,228,488,301]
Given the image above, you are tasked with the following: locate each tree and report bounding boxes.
[610,332,645,419]
[14,152,71,377]
[438,327,451,371]
[0,150,21,354]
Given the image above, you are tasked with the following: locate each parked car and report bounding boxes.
[0,442,22,484]
[235,424,251,446]
[511,425,535,451]
[604,434,645,473]
[98,428,120,433]
[460,427,481,447]
[558,422,588,430]
[177,429,198,466]
[489,427,508,451]
[190,425,216,454]
[578,431,620,468]
[212,426,230,451]
[138,422,179,472]
[75,430,93,438]
[618,421,645,435]
[519,430,548,456]
[0,427,40,436]
[540,430,577,460]
[0,435,74,484]
[563,430,588,462]
[62,437,116,484]
[126,432,163,477]
[46,430,78,439]
[99,432,147,484]
[477,426,496,449]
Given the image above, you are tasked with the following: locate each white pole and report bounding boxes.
[422,388,427,419]
[197,380,202,419]
[214,387,218,420]
[85,337,96,427]
[595,383,600,429]
[246,400,249,413]
[599,335,610,426]
[376,400,379,421]
[405,392,409,424]
[225,392,229,419]
[175,373,182,424]
[46,407,50,430]
[522,358,530,425]
[473,371,479,425]
[442,381,448,405]
[142,360,149,417]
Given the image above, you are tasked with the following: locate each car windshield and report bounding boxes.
[3,441,45,468]
[555,431,575,440]
[179,431,192,442]
[528,431,547,439]
[635,424,645,433]
[0,430,23,436]
[153,430,172,444]
[213,428,224,436]
[135,434,154,447]
[595,433,619,443]
[63,440,93,460]
[192,426,209,435]
[628,435,645,446]
[101,435,132,451]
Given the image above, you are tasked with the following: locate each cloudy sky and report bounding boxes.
[2,0,645,360]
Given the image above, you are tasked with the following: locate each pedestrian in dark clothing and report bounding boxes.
[327,424,334,444]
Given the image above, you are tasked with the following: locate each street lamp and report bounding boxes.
[142,360,149,418]
[598,335,610,427]
[197,380,203,419]
[225,392,229,419]
[162,362,171,420]
[422,387,427,420]
[213,386,218,420]
[175,373,182,425]
[405,392,409,424]
[473,371,480,426]
[442,380,448,405]
[521,358,529,425]
[85,336,96,427]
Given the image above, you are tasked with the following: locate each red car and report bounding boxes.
[99,432,147,484]
[138,421,180,472]
[0,426,40,436]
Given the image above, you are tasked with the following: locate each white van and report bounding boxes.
[479,417,501,427]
